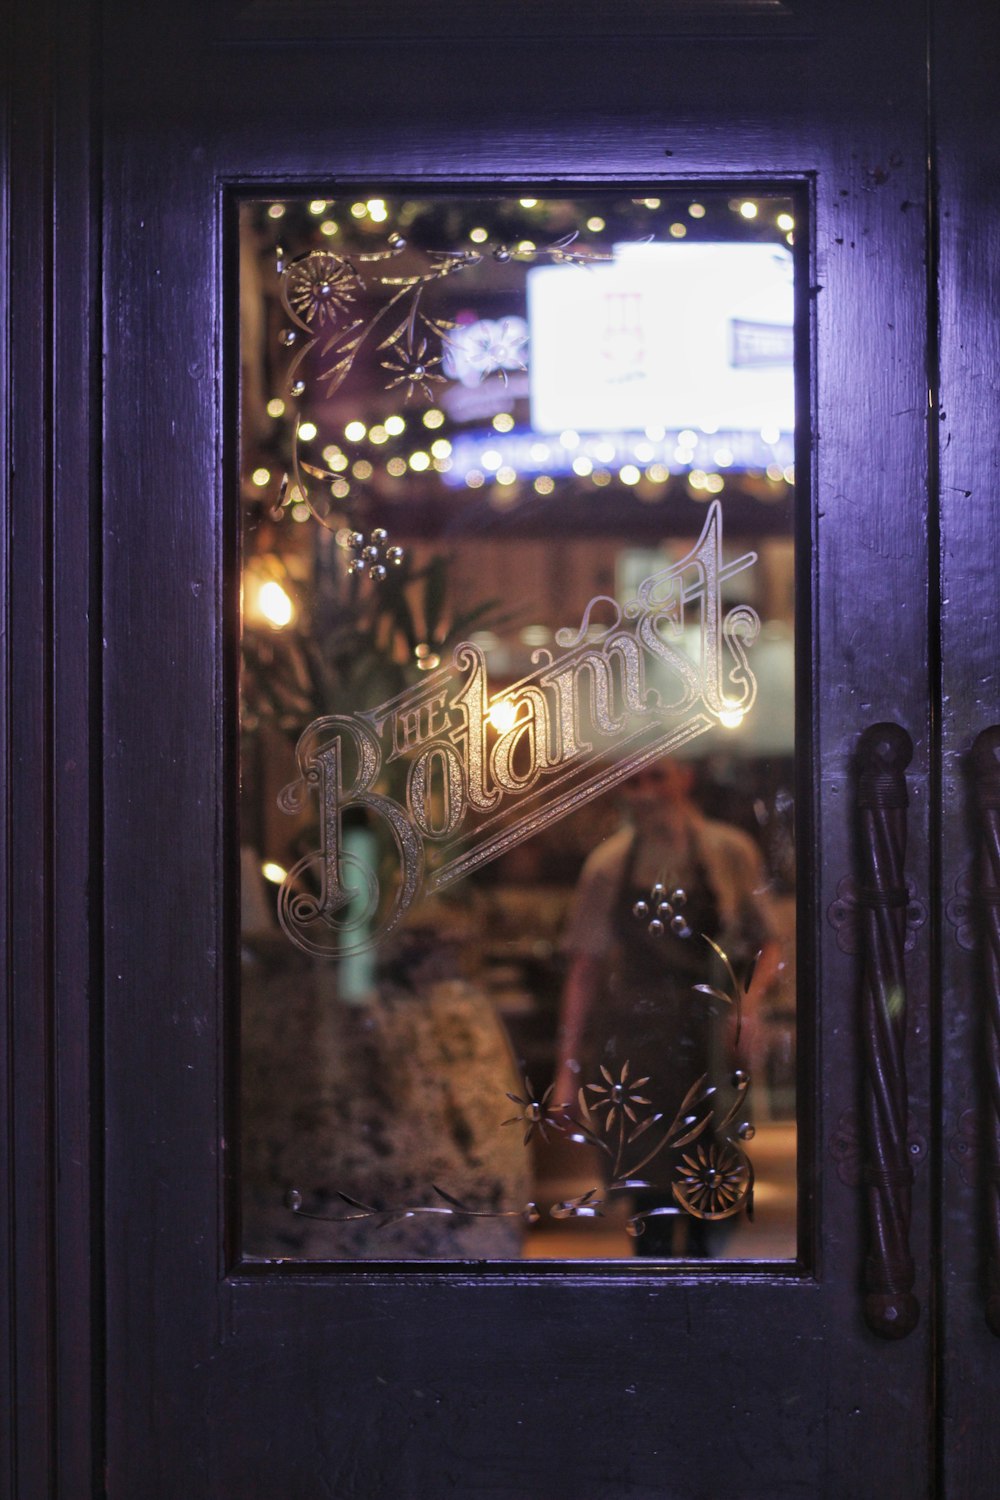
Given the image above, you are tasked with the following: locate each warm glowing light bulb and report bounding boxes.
[266,398,285,418]
[320,220,339,237]
[688,202,706,219]
[368,199,388,222]
[777,212,795,232]
[298,421,317,442]
[619,464,641,485]
[669,223,687,238]
[258,580,293,629]
[261,861,288,884]
[350,202,368,218]
[586,216,605,232]
[492,412,515,432]
[519,198,539,208]
[470,227,489,243]
[344,421,366,441]
[369,425,388,444]
[423,409,445,429]
[409,451,431,471]
[267,203,285,220]
[719,708,745,729]
[572,456,593,476]
[309,200,327,215]
[430,438,452,458]
[740,201,758,219]
[385,414,406,435]
[534,475,554,494]
[251,467,270,487]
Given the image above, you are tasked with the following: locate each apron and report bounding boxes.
[583,827,728,1256]
[585,827,725,1115]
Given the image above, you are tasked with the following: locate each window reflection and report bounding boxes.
[239,192,798,1260]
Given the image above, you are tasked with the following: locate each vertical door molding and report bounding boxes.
[936,1,1000,1492]
[1,3,102,1498]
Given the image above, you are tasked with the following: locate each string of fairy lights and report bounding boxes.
[243,192,797,528]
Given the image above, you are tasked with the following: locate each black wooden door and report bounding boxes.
[5,1,1000,1496]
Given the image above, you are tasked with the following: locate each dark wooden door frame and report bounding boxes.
[934,5,1000,1496]
[2,3,103,1497]
[3,2,1000,1495]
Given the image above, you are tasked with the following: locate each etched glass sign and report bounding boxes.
[239,192,799,1261]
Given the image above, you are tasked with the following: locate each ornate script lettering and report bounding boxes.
[275,501,760,957]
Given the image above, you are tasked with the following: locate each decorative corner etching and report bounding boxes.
[945,867,976,952]
[827,874,926,956]
[281,232,612,402]
[287,942,760,1238]
[276,500,760,959]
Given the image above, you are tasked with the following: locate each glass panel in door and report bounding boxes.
[238,190,800,1260]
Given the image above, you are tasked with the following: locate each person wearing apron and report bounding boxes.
[556,759,779,1256]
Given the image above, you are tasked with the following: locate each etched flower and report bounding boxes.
[672,1141,749,1218]
[381,337,446,401]
[502,1079,564,1145]
[285,253,361,327]
[585,1061,652,1134]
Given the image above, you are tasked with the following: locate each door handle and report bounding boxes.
[970,727,1000,1336]
[855,724,920,1338]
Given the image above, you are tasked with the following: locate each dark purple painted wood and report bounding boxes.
[936,2,1000,1491]
[1,5,101,1499]
[22,0,1000,1493]
[969,728,1000,1337]
[214,0,816,44]
[97,2,935,1496]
